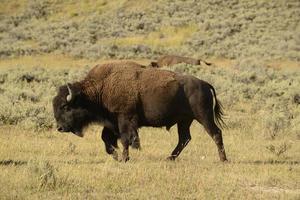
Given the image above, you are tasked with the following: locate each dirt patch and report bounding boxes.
[0,54,149,69]
[267,60,300,69]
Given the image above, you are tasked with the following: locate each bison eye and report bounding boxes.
[60,104,69,111]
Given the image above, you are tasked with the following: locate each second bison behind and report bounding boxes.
[53,62,227,162]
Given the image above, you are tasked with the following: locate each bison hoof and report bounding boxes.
[221,158,229,162]
[112,151,118,161]
[130,137,141,150]
[166,156,176,161]
[121,157,130,163]
[131,142,141,150]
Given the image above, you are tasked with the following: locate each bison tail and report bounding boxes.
[200,59,212,66]
[209,85,226,129]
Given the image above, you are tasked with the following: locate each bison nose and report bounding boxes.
[57,127,64,132]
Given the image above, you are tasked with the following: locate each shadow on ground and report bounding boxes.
[0,159,27,166]
[0,159,105,166]
[231,160,300,165]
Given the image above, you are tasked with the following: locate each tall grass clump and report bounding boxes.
[27,160,57,190]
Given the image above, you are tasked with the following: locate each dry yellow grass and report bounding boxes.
[0,54,151,69]
[0,122,299,199]
[48,0,127,21]
[0,54,96,69]
[0,60,299,199]
[0,0,27,15]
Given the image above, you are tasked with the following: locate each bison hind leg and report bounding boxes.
[189,87,227,162]
[195,109,227,162]
[167,120,192,160]
[203,120,227,162]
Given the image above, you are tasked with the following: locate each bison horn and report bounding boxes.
[66,83,73,102]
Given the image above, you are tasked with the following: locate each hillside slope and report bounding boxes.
[0,0,299,61]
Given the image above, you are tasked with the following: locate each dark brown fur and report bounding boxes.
[53,65,227,162]
[87,61,145,80]
[149,55,212,68]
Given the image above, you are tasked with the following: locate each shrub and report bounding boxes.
[265,142,292,158]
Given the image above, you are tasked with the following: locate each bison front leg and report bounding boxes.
[118,115,139,162]
[119,134,130,162]
[101,127,119,160]
[130,134,141,150]
[119,128,139,162]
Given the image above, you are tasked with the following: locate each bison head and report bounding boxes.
[52,83,95,137]
[148,61,159,68]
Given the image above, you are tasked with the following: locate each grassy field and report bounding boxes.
[0,0,299,199]
[0,60,299,199]
[0,124,299,199]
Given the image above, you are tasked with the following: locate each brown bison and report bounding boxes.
[149,55,212,68]
[53,64,227,162]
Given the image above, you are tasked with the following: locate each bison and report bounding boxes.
[53,64,227,162]
[149,55,212,68]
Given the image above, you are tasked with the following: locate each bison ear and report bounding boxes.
[66,83,81,103]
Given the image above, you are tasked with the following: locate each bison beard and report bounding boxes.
[53,64,227,162]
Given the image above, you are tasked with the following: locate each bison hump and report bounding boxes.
[138,69,177,90]
[102,69,140,113]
